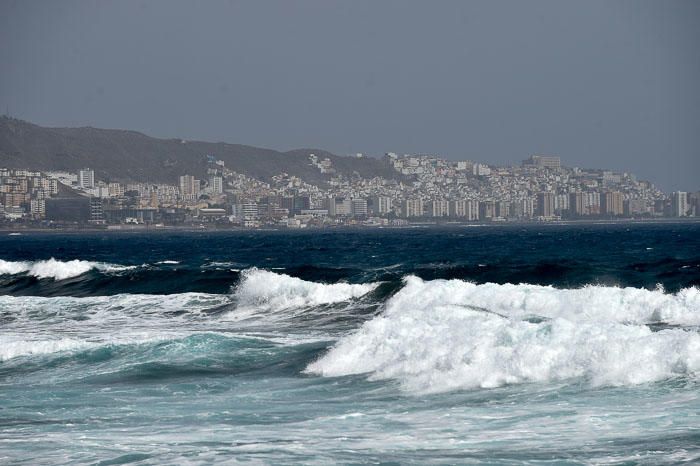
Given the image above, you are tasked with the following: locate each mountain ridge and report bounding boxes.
[0,117,399,185]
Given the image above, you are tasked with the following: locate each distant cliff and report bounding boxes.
[0,117,399,184]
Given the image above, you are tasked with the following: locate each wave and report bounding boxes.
[233,268,378,311]
[0,258,135,280]
[0,332,326,387]
[0,292,232,328]
[363,276,700,326]
[0,335,96,361]
[307,277,700,393]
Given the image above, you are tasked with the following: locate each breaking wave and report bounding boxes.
[307,277,700,393]
[0,258,135,280]
[234,268,378,310]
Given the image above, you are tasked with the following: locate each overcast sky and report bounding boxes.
[1,0,698,190]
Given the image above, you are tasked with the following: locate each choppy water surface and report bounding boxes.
[1,224,699,464]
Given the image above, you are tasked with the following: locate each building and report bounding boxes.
[450,200,478,220]
[472,163,491,176]
[351,198,368,217]
[624,199,648,216]
[241,201,259,220]
[370,196,392,215]
[328,197,352,217]
[179,175,200,199]
[209,176,223,194]
[569,192,585,216]
[522,155,561,170]
[78,168,95,189]
[428,199,449,217]
[602,191,624,216]
[45,196,91,223]
[402,198,424,218]
[671,191,688,217]
[584,192,601,215]
[479,201,496,219]
[536,192,555,218]
[495,201,510,219]
[108,182,124,197]
[89,197,105,224]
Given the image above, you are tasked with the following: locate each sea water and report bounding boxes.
[1,224,699,464]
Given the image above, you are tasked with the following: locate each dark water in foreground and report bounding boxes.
[1,224,699,464]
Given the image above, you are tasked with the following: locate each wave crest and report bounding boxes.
[307,277,700,393]
[0,258,135,280]
[234,268,378,310]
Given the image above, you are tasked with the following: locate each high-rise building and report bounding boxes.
[78,168,95,189]
[602,191,624,216]
[554,194,569,214]
[495,201,510,218]
[479,201,496,219]
[179,175,200,199]
[328,197,352,217]
[536,192,555,218]
[209,176,223,194]
[584,192,601,215]
[450,200,478,220]
[569,192,585,216]
[671,191,688,217]
[402,198,424,218]
[370,196,392,215]
[351,198,368,217]
[428,199,449,217]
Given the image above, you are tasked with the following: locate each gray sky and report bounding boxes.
[1,0,698,191]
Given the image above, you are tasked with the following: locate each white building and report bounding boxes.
[429,199,449,217]
[402,198,424,218]
[79,168,95,189]
[209,176,223,194]
[371,196,392,215]
[672,191,688,217]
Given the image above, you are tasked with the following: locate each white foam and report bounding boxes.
[234,268,378,310]
[0,259,31,275]
[0,335,96,361]
[0,258,135,280]
[307,277,700,393]
[371,276,700,326]
[0,332,187,361]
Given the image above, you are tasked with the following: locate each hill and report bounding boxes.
[0,117,399,185]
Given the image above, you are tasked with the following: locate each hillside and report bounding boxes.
[0,117,399,184]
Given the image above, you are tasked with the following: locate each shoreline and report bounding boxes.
[1,217,699,234]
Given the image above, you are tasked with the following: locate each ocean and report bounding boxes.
[1,223,699,464]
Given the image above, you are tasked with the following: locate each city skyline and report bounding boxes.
[3,150,698,228]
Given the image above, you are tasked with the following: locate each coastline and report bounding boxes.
[1,216,699,234]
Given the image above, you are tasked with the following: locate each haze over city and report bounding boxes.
[1,0,698,191]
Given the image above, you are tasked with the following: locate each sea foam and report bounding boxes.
[0,258,135,280]
[307,277,700,393]
[234,268,378,310]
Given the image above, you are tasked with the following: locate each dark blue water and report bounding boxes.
[1,223,699,464]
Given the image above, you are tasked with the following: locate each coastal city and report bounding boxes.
[0,153,698,229]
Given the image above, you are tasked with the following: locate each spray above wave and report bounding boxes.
[307,277,700,393]
[234,268,378,311]
[0,258,135,280]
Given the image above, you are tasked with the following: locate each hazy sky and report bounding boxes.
[1,0,698,190]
